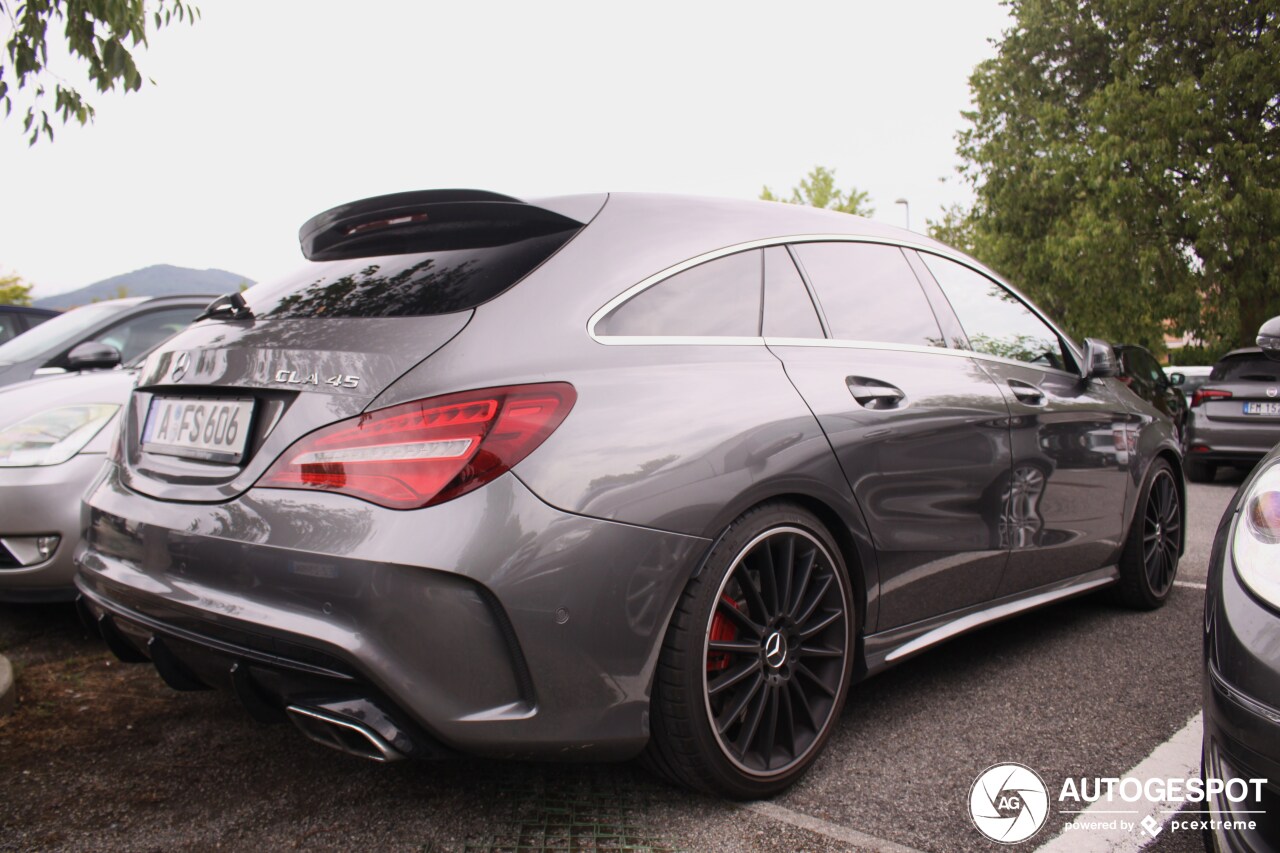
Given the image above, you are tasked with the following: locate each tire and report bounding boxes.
[1186,460,1217,483]
[1114,459,1182,609]
[643,503,855,799]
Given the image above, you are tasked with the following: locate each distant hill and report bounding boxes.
[34,265,254,310]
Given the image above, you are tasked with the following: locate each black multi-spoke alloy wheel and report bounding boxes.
[643,503,854,798]
[1115,459,1182,609]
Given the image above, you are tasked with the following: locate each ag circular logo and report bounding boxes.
[969,763,1050,844]
[170,351,190,382]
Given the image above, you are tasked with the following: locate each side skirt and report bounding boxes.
[861,566,1119,676]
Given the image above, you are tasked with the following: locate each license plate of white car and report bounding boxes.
[1243,401,1280,415]
[142,396,255,462]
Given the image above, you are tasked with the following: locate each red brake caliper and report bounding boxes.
[706,594,740,672]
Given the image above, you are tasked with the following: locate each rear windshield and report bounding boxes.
[1210,354,1280,382]
[244,231,574,319]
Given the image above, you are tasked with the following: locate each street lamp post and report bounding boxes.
[895,198,910,231]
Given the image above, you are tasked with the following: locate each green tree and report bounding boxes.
[926,204,980,258]
[0,270,34,305]
[761,165,875,216]
[956,0,1280,351]
[2,0,200,144]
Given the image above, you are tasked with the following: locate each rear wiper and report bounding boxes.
[195,291,254,322]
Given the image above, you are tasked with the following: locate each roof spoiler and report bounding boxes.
[298,189,586,262]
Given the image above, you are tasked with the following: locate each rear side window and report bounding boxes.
[94,307,199,365]
[763,247,824,338]
[0,314,19,344]
[0,301,130,364]
[1211,354,1280,382]
[597,250,762,337]
[1119,347,1163,384]
[246,230,575,319]
[791,242,943,347]
[920,253,1071,371]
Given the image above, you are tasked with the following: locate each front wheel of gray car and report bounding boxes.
[643,503,855,798]
[1115,459,1182,610]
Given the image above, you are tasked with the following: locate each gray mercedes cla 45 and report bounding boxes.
[75,190,1185,798]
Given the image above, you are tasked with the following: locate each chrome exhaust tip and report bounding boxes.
[286,704,407,763]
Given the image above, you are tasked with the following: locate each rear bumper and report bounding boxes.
[1187,412,1279,463]
[0,454,107,602]
[76,463,708,760]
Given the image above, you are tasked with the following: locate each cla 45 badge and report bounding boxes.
[274,370,360,389]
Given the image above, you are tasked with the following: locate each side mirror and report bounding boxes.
[1083,338,1117,379]
[1167,372,1185,386]
[1258,316,1280,362]
[66,341,122,371]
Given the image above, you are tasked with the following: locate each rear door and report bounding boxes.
[764,242,1014,631]
[914,252,1132,594]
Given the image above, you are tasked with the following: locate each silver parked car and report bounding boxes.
[0,369,135,601]
[0,295,212,389]
[75,191,1184,798]
[1185,348,1280,482]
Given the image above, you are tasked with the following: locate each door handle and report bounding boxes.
[847,378,906,409]
[1008,379,1045,406]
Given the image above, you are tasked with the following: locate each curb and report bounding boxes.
[0,652,14,716]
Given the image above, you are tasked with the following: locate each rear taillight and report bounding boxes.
[257,383,575,509]
[1191,388,1232,408]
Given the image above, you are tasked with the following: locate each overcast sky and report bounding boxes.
[1,1,1012,298]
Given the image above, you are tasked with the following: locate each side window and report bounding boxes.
[95,307,200,364]
[791,242,944,347]
[597,250,762,337]
[0,314,20,345]
[1132,349,1163,384]
[763,247,823,338]
[920,253,1070,371]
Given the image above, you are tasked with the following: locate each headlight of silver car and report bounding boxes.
[1232,460,1280,609]
[0,404,120,467]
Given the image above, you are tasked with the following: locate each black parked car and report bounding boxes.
[1201,316,1280,852]
[0,295,215,389]
[75,191,1184,798]
[0,304,59,345]
[1114,343,1189,447]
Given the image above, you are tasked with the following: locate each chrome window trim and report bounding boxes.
[764,337,966,359]
[588,234,1085,375]
[764,337,1086,380]
[585,335,766,347]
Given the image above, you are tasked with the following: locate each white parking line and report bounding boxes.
[1034,712,1204,852]
[744,801,927,853]
[1174,580,1207,590]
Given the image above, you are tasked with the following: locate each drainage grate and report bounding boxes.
[462,766,677,853]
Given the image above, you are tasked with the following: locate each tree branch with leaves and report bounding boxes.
[1,0,199,144]
[0,270,34,305]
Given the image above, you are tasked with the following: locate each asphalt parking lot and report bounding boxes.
[0,470,1249,852]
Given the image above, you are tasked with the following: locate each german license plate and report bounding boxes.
[142,396,255,462]
[1243,402,1280,415]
